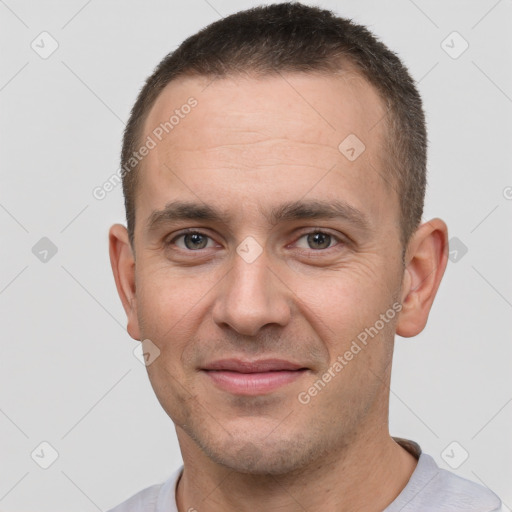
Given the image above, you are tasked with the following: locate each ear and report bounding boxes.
[396,218,449,338]
[109,224,141,341]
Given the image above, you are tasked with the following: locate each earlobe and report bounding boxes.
[396,218,449,338]
[108,224,141,341]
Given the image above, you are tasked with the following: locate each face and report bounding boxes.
[123,71,407,474]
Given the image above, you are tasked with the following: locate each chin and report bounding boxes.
[199,432,321,476]
[218,446,304,475]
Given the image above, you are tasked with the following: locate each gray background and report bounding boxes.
[0,0,511,510]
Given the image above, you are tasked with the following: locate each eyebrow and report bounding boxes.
[146,199,371,233]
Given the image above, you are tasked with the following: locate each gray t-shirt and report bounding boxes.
[107,438,503,512]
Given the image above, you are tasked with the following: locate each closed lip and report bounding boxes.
[201,359,307,373]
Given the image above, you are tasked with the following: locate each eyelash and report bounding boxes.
[166,229,345,254]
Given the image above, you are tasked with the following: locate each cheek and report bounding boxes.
[135,262,227,373]
[285,259,398,352]
[137,266,198,350]
[136,268,208,422]
[290,258,378,310]
[137,261,210,323]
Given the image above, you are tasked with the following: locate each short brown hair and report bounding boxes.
[121,2,427,249]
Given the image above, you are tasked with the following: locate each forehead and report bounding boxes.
[144,69,386,151]
[136,71,395,234]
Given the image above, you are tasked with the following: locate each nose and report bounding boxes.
[212,245,292,337]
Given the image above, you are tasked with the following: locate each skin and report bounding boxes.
[109,71,448,511]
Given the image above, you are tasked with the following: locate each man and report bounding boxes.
[107,2,503,511]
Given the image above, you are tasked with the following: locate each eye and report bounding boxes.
[170,231,216,250]
[295,231,341,250]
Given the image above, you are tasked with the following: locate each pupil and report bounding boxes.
[308,232,330,249]
[185,233,207,250]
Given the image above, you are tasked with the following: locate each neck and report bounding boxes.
[175,428,418,512]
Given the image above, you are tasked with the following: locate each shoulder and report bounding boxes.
[106,467,182,512]
[390,450,503,512]
[106,482,162,512]
[426,465,503,511]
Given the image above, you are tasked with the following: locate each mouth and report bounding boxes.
[201,359,309,395]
